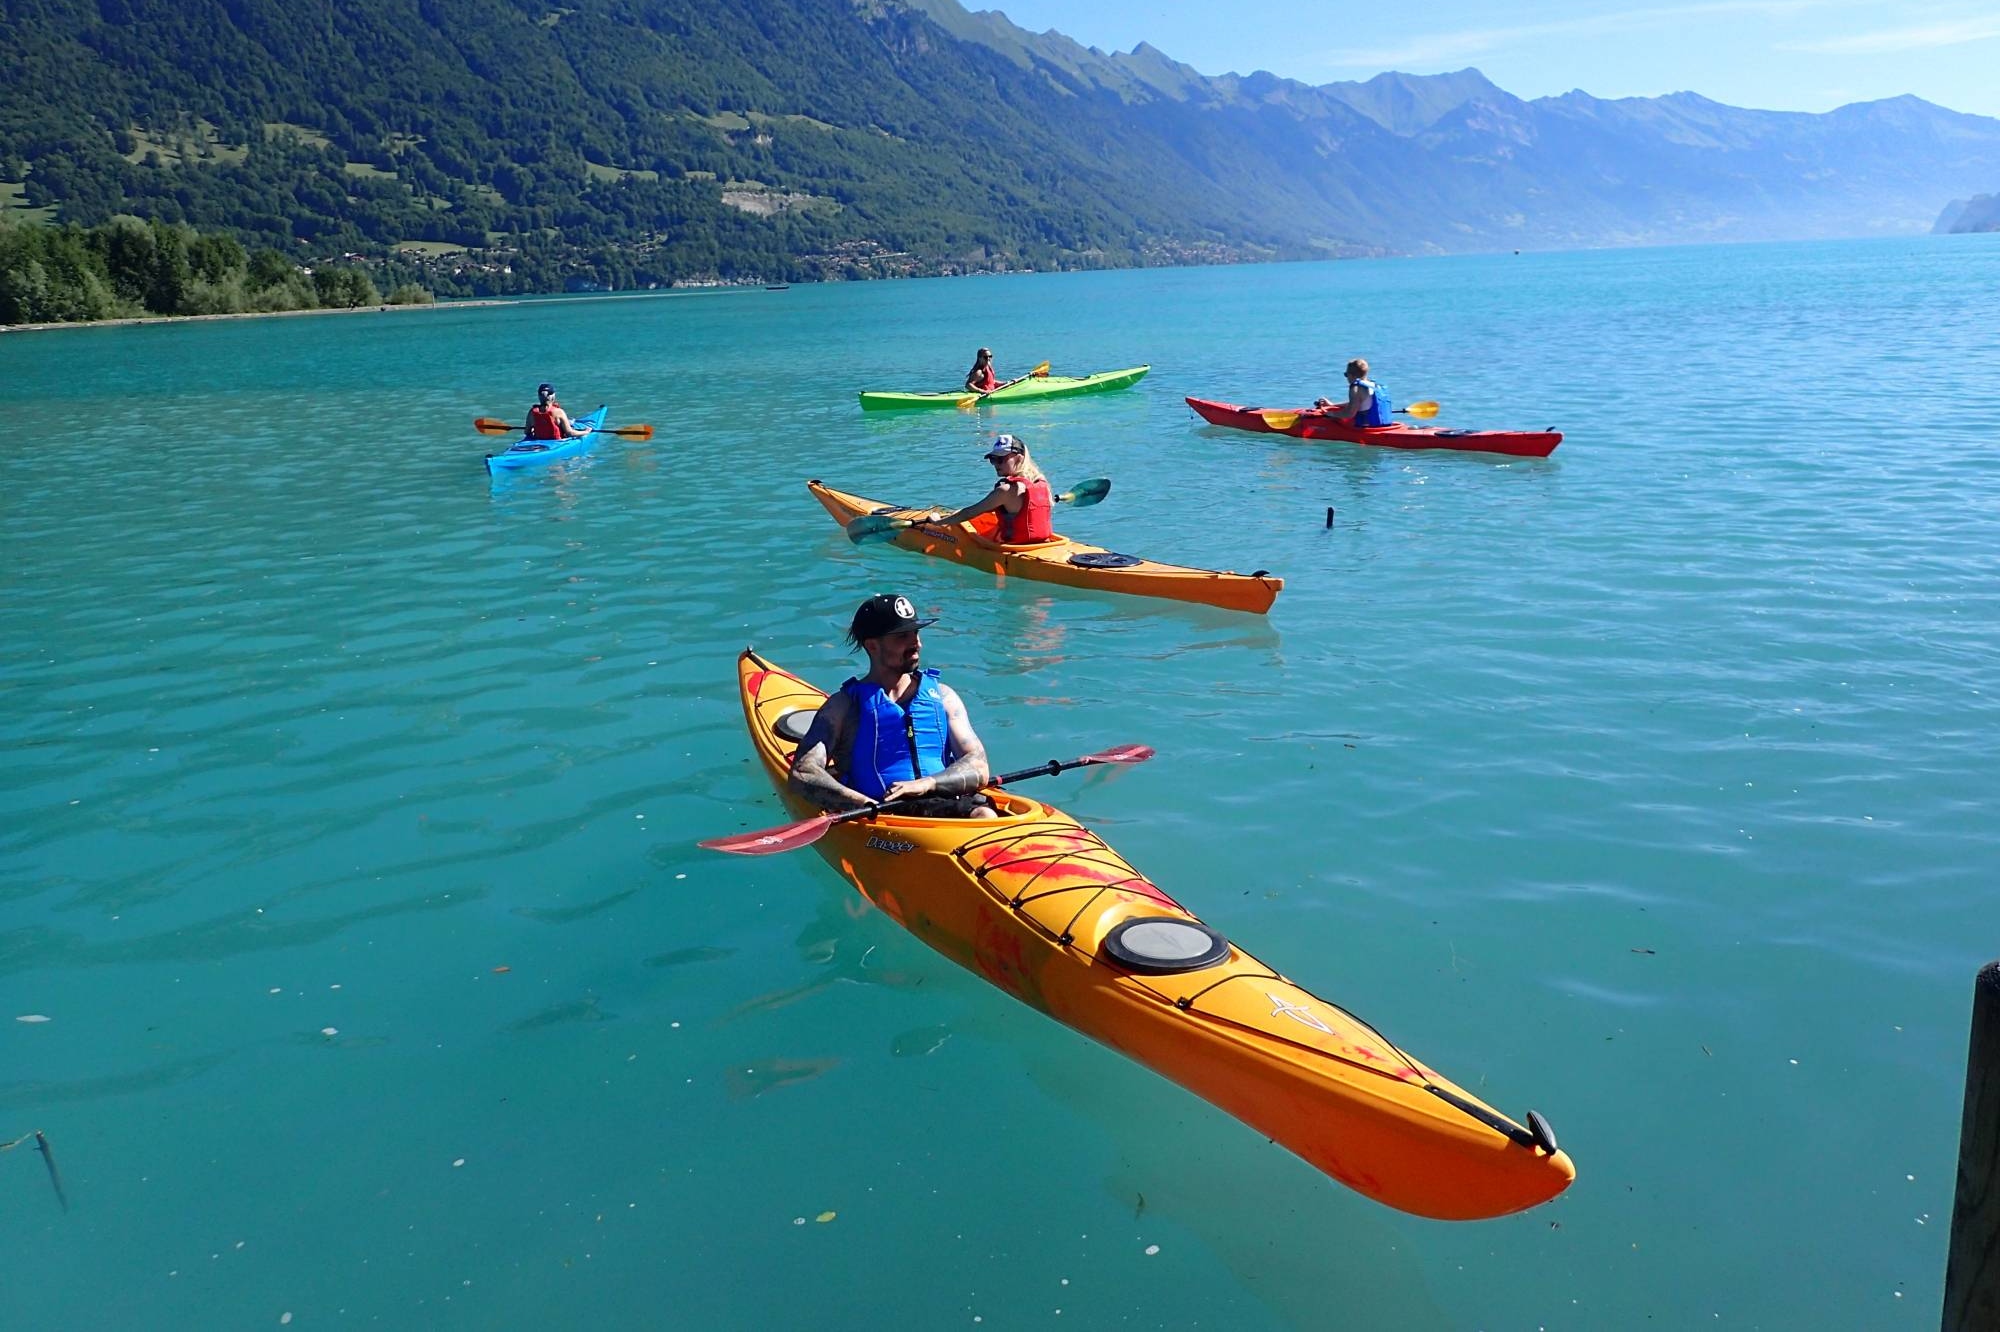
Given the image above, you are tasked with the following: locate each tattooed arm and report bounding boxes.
[785,691,875,812]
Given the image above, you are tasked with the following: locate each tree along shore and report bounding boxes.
[0,213,432,327]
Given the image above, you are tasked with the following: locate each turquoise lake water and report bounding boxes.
[4,237,1998,1329]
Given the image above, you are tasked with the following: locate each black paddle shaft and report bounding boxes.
[838,752,1115,825]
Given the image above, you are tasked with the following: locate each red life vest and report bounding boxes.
[998,476,1053,542]
[970,364,998,391]
[525,403,562,440]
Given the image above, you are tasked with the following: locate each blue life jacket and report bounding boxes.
[840,670,952,800]
[1355,380,1392,428]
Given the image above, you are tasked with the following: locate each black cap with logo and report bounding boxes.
[847,593,937,647]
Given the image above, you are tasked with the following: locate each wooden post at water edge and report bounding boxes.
[1943,961,2000,1330]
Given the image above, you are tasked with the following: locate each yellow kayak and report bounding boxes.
[808,480,1283,614]
[726,649,1576,1220]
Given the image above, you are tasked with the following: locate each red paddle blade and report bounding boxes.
[1081,743,1155,765]
[698,812,839,856]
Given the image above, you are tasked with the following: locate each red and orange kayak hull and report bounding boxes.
[1187,396,1561,457]
[732,650,1576,1220]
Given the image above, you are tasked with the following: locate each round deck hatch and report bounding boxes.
[1102,917,1230,975]
[773,708,818,743]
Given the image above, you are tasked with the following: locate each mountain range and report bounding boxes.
[3,0,1996,293]
[1934,194,2000,233]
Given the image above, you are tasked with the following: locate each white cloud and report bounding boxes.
[1786,16,2000,53]
[1322,0,1836,69]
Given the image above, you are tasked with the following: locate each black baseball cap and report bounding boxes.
[847,593,937,646]
[537,382,555,395]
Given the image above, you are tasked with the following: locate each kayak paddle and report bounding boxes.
[1255,400,1439,431]
[698,743,1156,855]
[956,361,1051,409]
[473,416,656,440]
[843,477,1111,544]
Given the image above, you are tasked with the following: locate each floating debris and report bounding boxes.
[816,1211,836,1223]
[2,1129,68,1211]
[15,1015,51,1024]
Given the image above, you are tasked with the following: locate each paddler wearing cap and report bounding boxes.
[524,382,587,440]
[786,594,998,820]
[923,435,1054,544]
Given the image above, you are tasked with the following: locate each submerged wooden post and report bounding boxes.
[1943,961,2000,1330]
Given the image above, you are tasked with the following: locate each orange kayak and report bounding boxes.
[731,649,1576,1220]
[808,480,1282,614]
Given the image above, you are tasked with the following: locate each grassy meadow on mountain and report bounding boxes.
[3,0,1999,306]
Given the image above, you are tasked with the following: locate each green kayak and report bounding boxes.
[858,365,1150,411]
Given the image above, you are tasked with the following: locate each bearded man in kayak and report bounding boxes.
[525,383,586,440]
[1313,359,1393,427]
[922,435,1054,543]
[787,594,999,819]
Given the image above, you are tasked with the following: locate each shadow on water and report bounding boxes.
[643,945,736,970]
[504,994,614,1033]
[737,874,1455,1329]
[979,590,1283,680]
[0,1051,234,1113]
[0,889,479,981]
[511,886,639,925]
[724,1056,841,1100]
[721,887,929,1024]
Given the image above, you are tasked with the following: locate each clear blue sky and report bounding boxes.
[980,0,2000,117]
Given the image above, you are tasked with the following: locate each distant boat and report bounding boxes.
[766,284,790,291]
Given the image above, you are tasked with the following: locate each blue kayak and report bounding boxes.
[485,405,609,473]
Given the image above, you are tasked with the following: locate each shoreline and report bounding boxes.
[0,298,510,335]
[0,284,780,335]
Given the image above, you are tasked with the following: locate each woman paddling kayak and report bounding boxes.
[525,382,588,440]
[924,434,1054,543]
[962,350,1046,399]
[965,348,1000,395]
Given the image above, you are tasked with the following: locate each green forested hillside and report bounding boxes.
[3,0,1999,307]
[0,0,1351,296]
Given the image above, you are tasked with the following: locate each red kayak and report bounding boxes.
[1186,397,1561,458]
